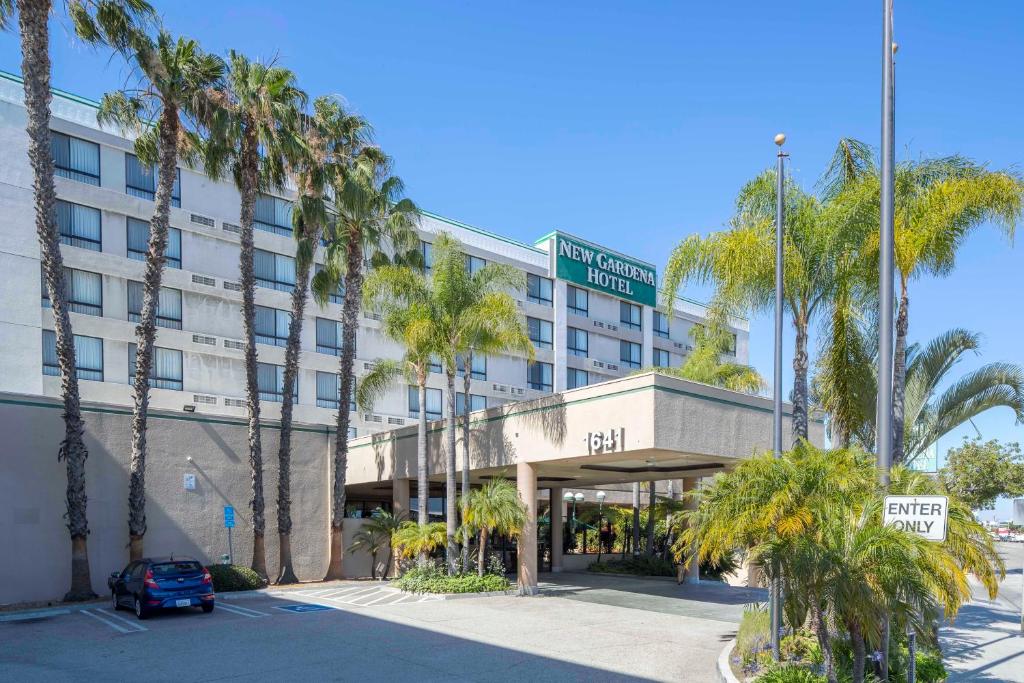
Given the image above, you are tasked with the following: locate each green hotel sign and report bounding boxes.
[554,233,657,307]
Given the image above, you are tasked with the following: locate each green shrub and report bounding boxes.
[587,556,675,576]
[913,649,947,683]
[781,631,823,666]
[757,664,826,683]
[207,564,267,592]
[393,566,511,594]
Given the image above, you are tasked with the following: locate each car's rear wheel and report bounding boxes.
[134,597,149,620]
[111,591,119,611]
[201,603,214,614]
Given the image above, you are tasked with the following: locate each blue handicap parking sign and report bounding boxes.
[223,506,235,528]
[275,603,334,614]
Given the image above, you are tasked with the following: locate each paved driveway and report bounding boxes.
[0,574,759,682]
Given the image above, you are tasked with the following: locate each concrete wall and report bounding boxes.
[0,392,385,605]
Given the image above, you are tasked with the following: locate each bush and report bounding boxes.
[736,604,772,671]
[757,664,826,683]
[207,564,267,592]
[781,631,823,666]
[587,556,675,577]
[393,565,511,594]
[913,649,947,683]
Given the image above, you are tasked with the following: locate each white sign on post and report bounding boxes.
[883,495,948,542]
[183,473,196,491]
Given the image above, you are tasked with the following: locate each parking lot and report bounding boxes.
[0,575,745,682]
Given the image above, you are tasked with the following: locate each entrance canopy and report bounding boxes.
[345,371,825,493]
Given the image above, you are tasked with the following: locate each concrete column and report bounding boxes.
[552,279,568,392]
[393,478,410,521]
[682,477,700,584]
[517,461,538,595]
[550,487,563,573]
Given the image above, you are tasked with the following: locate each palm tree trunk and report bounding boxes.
[792,315,810,441]
[460,353,472,572]
[416,374,428,566]
[20,0,96,601]
[892,278,909,465]
[849,620,866,683]
[275,236,315,585]
[477,527,489,577]
[812,603,838,683]
[127,108,179,562]
[325,240,363,580]
[445,369,458,575]
[631,482,641,557]
[646,480,656,556]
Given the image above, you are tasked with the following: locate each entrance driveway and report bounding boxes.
[0,575,758,682]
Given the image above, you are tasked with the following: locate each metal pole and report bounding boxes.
[228,527,233,565]
[907,627,916,683]
[770,132,787,662]
[597,500,604,564]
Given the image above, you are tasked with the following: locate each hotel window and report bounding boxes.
[257,362,296,403]
[527,361,553,392]
[465,254,486,275]
[429,354,442,374]
[125,153,181,207]
[727,332,738,355]
[316,372,354,411]
[254,249,296,292]
[51,131,100,185]
[620,301,641,330]
[456,354,487,380]
[128,281,183,330]
[653,348,671,368]
[56,200,101,251]
[129,344,183,390]
[526,273,552,306]
[41,267,102,316]
[316,317,345,355]
[566,285,588,317]
[255,306,290,346]
[408,385,442,420]
[127,218,181,269]
[653,311,670,339]
[420,241,433,274]
[567,327,588,357]
[567,368,589,389]
[254,193,293,236]
[456,392,487,416]
[314,263,343,303]
[527,316,552,349]
[620,340,641,369]
[42,330,103,381]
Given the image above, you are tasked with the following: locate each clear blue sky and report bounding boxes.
[3,1,1022,517]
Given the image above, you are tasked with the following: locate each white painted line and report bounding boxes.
[80,609,145,634]
[360,592,405,607]
[216,602,268,618]
[347,590,389,605]
[320,588,363,599]
[95,608,148,632]
[337,586,382,601]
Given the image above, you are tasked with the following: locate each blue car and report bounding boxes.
[108,557,215,620]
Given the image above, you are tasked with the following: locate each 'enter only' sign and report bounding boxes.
[883,495,948,542]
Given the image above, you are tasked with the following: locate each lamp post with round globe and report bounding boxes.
[596,490,607,563]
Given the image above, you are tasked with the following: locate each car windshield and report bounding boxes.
[151,561,202,576]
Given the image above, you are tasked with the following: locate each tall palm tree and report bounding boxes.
[358,264,439,563]
[427,233,533,574]
[0,0,154,601]
[275,98,369,584]
[311,148,420,580]
[461,477,527,576]
[821,139,1023,463]
[98,30,223,563]
[204,52,306,580]
[662,167,867,441]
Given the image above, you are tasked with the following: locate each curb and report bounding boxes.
[381,586,516,600]
[717,638,741,683]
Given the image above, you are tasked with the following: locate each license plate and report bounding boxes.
[175,599,192,607]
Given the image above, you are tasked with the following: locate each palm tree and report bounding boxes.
[347,511,403,580]
[427,233,533,573]
[204,52,306,580]
[98,30,223,563]
[275,98,369,585]
[391,522,447,565]
[461,477,527,576]
[0,0,154,601]
[663,168,867,441]
[311,148,420,580]
[822,140,1023,463]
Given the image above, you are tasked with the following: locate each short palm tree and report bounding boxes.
[391,522,447,565]
[0,0,154,601]
[311,148,420,580]
[204,51,306,580]
[347,511,404,580]
[461,477,527,576]
[98,30,224,563]
[274,98,369,585]
[427,233,534,573]
[822,139,1023,463]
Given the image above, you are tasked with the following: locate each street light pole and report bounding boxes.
[770,131,788,663]
[597,490,606,563]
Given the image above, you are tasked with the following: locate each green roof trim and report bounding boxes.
[418,209,547,256]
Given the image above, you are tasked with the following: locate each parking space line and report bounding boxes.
[95,608,150,632]
[216,603,269,618]
[323,586,370,598]
[360,592,405,607]
[80,609,146,634]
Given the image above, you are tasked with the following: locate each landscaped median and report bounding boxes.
[387,565,515,599]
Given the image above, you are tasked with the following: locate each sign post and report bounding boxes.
[224,505,235,564]
[883,495,949,541]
